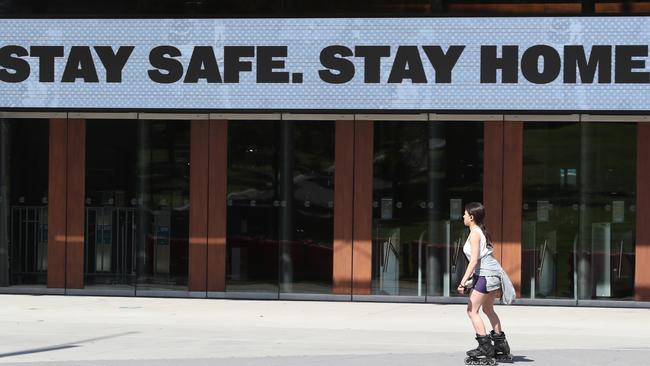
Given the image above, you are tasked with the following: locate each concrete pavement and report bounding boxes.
[0,294,648,365]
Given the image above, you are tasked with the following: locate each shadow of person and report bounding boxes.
[510,355,534,363]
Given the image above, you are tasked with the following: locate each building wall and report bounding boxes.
[2,2,650,304]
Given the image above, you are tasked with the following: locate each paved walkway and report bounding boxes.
[0,295,648,365]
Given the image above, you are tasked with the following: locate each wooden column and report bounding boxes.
[502,121,523,294]
[48,118,86,289]
[635,123,650,301]
[352,121,373,295]
[65,119,85,289]
[47,118,67,288]
[483,121,504,262]
[188,120,209,292]
[333,120,354,295]
[207,119,228,292]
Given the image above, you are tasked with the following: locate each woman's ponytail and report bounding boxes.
[465,202,493,249]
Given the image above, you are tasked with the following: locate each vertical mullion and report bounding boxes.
[47,118,67,288]
[352,121,374,296]
[502,121,523,295]
[207,119,228,292]
[635,123,650,301]
[188,120,209,292]
[65,119,86,289]
[333,120,354,295]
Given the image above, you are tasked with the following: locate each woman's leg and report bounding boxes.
[466,289,488,335]
[481,290,503,334]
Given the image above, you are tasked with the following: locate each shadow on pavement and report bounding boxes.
[0,331,139,359]
[511,355,534,362]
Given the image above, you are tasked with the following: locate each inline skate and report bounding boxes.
[490,330,513,363]
[464,334,496,365]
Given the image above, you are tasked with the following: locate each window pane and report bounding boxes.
[522,122,579,299]
[285,122,334,293]
[136,120,190,291]
[84,120,189,291]
[85,120,138,290]
[0,119,49,287]
[372,121,483,297]
[227,121,279,293]
[226,120,335,294]
[523,122,636,300]
[577,123,636,300]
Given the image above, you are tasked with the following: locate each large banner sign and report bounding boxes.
[1,17,649,111]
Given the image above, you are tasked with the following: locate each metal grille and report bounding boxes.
[9,206,48,277]
[85,207,137,284]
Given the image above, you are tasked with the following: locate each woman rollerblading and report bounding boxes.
[457,202,516,365]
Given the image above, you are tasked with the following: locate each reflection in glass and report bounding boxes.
[227,121,334,294]
[85,121,138,289]
[372,121,483,297]
[522,123,579,299]
[523,122,636,300]
[138,120,190,291]
[577,123,636,300]
[227,121,278,292]
[285,122,334,293]
[0,119,49,287]
[84,120,189,291]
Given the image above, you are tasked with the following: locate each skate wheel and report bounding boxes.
[464,357,494,366]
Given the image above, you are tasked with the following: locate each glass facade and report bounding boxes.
[0,119,49,287]
[0,117,645,303]
[522,122,636,300]
[84,119,190,291]
[371,121,483,297]
[226,120,335,294]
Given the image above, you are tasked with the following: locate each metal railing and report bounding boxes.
[9,206,48,279]
[84,207,137,284]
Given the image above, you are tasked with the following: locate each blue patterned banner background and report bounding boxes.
[0,17,649,111]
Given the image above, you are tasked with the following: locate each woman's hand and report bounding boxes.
[457,284,465,295]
